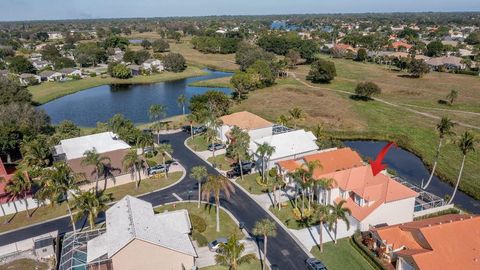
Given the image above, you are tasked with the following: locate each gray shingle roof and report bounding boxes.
[87,196,197,263]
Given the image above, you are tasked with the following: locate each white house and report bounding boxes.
[48,32,64,40]
[86,196,197,270]
[316,165,418,231]
[142,59,164,72]
[217,111,274,143]
[19,73,41,86]
[32,60,52,70]
[249,129,319,170]
[38,70,63,82]
[59,68,82,78]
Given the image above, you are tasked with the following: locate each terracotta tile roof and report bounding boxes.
[326,166,417,221]
[220,111,273,130]
[373,214,480,270]
[334,43,357,52]
[277,148,364,178]
[391,41,413,50]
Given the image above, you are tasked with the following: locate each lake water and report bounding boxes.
[41,69,232,127]
[344,140,480,214]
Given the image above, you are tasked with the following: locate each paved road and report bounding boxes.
[0,132,309,269]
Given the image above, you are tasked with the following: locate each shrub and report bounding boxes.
[163,53,186,72]
[408,59,430,78]
[89,72,97,77]
[354,81,381,99]
[306,59,336,83]
[110,63,132,79]
[152,39,170,53]
[192,231,208,246]
[190,214,207,233]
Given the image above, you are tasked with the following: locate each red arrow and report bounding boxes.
[369,142,396,176]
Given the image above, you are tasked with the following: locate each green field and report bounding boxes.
[29,66,207,104]
[310,239,375,270]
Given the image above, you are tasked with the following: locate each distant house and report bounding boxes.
[59,68,82,78]
[48,32,63,40]
[425,56,466,71]
[0,69,8,77]
[369,214,480,270]
[331,43,357,57]
[30,53,43,61]
[19,73,41,86]
[142,59,164,72]
[217,111,274,143]
[127,64,141,76]
[390,41,413,52]
[39,70,63,82]
[32,60,52,70]
[53,132,131,180]
[86,196,197,270]
[249,129,319,170]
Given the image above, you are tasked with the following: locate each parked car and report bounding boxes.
[239,221,246,230]
[226,161,255,178]
[208,143,226,151]
[305,258,327,270]
[192,126,207,135]
[147,164,168,175]
[181,125,191,133]
[270,264,279,270]
[208,237,228,252]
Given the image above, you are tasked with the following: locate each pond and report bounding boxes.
[40,69,232,127]
[344,140,479,214]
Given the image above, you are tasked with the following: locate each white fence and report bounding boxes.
[413,203,455,218]
[0,197,45,217]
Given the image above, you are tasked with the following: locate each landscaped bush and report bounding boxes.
[413,207,460,221]
[190,214,207,233]
[351,232,386,270]
[192,231,208,246]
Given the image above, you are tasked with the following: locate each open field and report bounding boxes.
[310,238,375,270]
[233,63,480,200]
[155,202,241,247]
[29,66,207,104]
[189,76,232,88]
[0,172,182,233]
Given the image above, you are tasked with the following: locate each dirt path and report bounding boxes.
[289,72,480,130]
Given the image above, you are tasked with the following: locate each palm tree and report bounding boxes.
[136,132,153,155]
[277,114,291,127]
[215,231,256,270]
[255,142,275,182]
[20,138,51,172]
[81,149,112,193]
[149,104,167,143]
[230,126,251,181]
[189,166,208,208]
[204,127,220,158]
[253,219,277,270]
[39,162,80,231]
[328,200,351,244]
[289,107,305,129]
[72,189,111,229]
[202,174,235,232]
[448,131,476,204]
[314,204,331,253]
[446,89,458,105]
[422,117,455,189]
[289,160,321,212]
[157,144,173,179]
[316,177,335,205]
[0,177,7,219]
[5,171,32,218]
[122,149,145,189]
[177,94,187,115]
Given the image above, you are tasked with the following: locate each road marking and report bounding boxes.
[172,193,183,201]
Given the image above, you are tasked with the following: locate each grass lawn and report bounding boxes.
[310,238,375,270]
[186,135,210,151]
[29,66,207,104]
[207,154,233,171]
[155,202,240,247]
[0,172,182,233]
[200,260,263,270]
[233,65,480,201]
[189,76,232,88]
[0,258,50,270]
[236,173,270,195]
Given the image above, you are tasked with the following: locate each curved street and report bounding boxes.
[0,131,309,270]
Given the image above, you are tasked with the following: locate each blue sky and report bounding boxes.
[1,0,480,21]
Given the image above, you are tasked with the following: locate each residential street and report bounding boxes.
[0,131,309,269]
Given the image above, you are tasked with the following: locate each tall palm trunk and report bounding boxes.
[198,181,202,208]
[262,235,268,270]
[423,139,443,189]
[137,164,142,186]
[215,197,221,232]
[163,155,168,180]
[319,221,324,252]
[24,195,31,218]
[133,165,139,189]
[89,213,95,229]
[182,105,185,115]
[448,155,466,204]
[0,203,7,223]
[334,222,338,244]
[66,196,76,232]
[239,158,244,181]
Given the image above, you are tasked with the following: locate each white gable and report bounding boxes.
[57,132,131,160]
